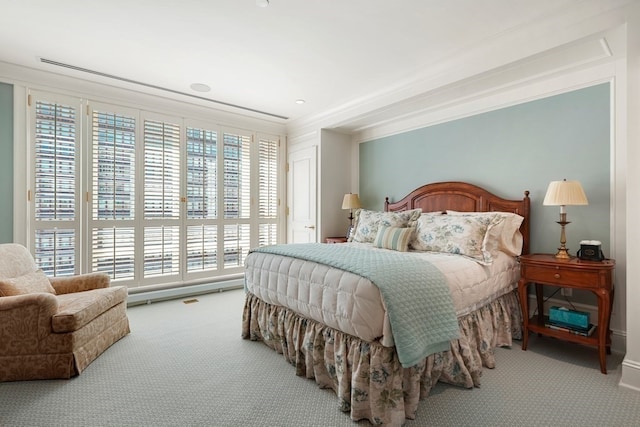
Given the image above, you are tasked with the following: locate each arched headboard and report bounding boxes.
[384,181,531,255]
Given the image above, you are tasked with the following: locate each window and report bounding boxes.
[90,107,136,280]
[258,136,278,247]
[223,132,251,220]
[142,116,182,282]
[28,91,282,289]
[185,126,218,273]
[31,94,80,276]
[186,127,217,220]
[222,130,252,267]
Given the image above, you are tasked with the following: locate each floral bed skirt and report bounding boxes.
[242,289,522,426]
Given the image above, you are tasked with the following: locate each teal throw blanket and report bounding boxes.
[250,243,459,368]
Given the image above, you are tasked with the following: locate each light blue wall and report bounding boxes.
[360,83,611,258]
[0,82,12,243]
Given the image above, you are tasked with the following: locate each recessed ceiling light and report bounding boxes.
[190,83,211,93]
[256,0,269,7]
[295,99,305,104]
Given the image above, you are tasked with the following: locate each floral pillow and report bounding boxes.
[350,208,421,244]
[447,211,524,256]
[411,214,498,264]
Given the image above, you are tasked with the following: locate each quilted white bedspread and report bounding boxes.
[244,242,519,347]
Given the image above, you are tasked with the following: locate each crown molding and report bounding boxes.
[286,0,633,139]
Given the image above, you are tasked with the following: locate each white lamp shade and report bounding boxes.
[543,180,588,206]
[342,193,361,210]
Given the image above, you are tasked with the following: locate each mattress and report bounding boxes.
[243,242,519,347]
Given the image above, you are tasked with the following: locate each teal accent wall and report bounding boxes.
[360,83,611,259]
[0,83,13,243]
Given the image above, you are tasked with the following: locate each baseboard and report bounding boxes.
[127,279,244,306]
[527,294,626,355]
[620,359,640,392]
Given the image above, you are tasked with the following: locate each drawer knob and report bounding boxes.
[554,273,560,279]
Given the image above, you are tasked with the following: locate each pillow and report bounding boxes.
[0,270,56,297]
[0,269,55,297]
[350,208,421,243]
[374,226,414,252]
[418,211,445,216]
[447,211,525,256]
[411,214,497,263]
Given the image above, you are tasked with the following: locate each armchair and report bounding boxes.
[0,243,130,381]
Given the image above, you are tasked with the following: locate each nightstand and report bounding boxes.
[518,253,615,374]
[325,236,348,244]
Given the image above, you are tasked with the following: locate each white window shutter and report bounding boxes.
[31,95,80,276]
[90,108,137,281]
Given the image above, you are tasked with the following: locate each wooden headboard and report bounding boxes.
[384,181,531,255]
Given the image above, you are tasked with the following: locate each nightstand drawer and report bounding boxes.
[523,265,599,287]
[325,236,348,244]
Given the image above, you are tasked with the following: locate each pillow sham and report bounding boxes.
[411,214,497,263]
[0,269,55,297]
[374,226,414,252]
[350,208,421,243]
[446,211,525,256]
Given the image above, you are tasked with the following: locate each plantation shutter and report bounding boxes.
[144,119,181,220]
[27,91,283,289]
[222,130,251,268]
[257,136,278,247]
[143,118,181,278]
[89,107,137,281]
[223,132,251,219]
[32,96,80,276]
[185,126,218,274]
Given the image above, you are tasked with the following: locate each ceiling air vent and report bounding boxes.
[39,57,288,120]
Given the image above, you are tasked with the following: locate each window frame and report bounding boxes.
[25,90,284,290]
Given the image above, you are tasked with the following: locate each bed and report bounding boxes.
[242,181,530,426]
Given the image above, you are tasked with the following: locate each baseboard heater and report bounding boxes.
[127,279,244,306]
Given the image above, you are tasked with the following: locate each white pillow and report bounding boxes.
[446,211,524,256]
[350,208,421,244]
[411,214,497,264]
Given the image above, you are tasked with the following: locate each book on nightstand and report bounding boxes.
[544,319,596,337]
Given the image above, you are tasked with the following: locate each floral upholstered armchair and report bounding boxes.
[0,243,130,381]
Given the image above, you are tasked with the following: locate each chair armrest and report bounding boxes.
[49,273,111,295]
[0,293,59,344]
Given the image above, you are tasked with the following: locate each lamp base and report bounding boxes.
[554,247,571,259]
[555,217,571,259]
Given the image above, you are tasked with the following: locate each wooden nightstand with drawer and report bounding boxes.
[518,253,615,374]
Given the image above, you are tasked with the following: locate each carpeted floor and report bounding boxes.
[1,288,639,427]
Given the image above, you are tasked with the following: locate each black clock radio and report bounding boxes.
[577,240,604,261]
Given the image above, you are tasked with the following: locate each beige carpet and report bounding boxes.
[1,288,639,426]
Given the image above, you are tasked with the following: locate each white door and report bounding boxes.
[287,146,317,243]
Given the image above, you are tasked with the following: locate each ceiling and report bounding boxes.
[0,0,609,127]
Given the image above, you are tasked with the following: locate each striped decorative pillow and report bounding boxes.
[374,226,414,252]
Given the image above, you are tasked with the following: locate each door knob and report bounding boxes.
[304,225,315,229]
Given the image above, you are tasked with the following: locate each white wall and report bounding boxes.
[319,129,354,239]
[621,1,640,392]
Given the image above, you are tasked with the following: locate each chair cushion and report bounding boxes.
[52,286,128,333]
[0,269,56,297]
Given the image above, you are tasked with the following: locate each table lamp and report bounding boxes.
[342,193,361,238]
[543,179,588,258]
